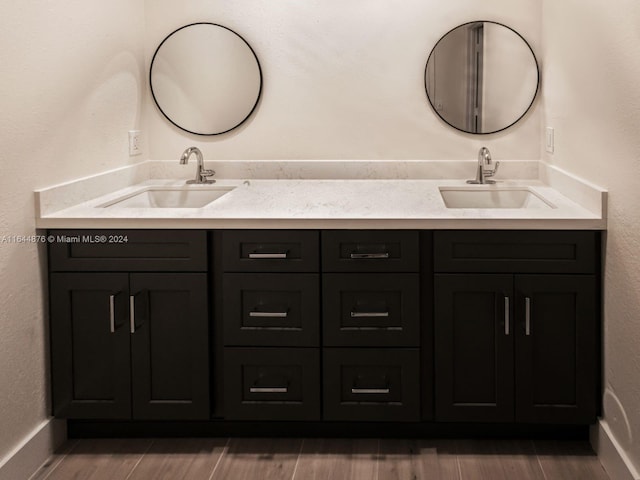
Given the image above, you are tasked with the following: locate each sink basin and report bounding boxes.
[101,186,235,208]
[439,187,555,209]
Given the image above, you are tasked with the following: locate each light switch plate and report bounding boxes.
[129,130,141,156]
[545,127,554,154]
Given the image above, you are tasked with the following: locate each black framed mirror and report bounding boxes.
[424,21,539,134]
[150,23,262,136]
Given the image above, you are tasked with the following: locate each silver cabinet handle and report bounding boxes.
[129,295,136,334]
[249,311,288,318]
[109,295,116,333]
[248,252,287,259]
[249,387,288,393]
[349,253,390,259]
[351,388,390,394]
[350,311,390,318]
[525,297,531,336]
[504,296,510,336]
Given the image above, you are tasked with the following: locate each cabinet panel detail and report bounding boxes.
[49,230,207,272]
[323,348,420,421]
[322,231,419,272]
[223,273,320,346]
[221,230,319,272]
[515,275,597,423]
[50,273,131,419]
[323,274,419,347]
[434,274,514,422]
[130,273,209,420]
[434,230,597,273]
[224,348,320,421]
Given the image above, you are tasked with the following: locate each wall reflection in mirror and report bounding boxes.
[150,23,262,136]
[425,21,539,134]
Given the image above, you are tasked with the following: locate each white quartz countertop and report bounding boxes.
[35,177,606,230]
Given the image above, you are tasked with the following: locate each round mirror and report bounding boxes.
[424,21,539,134]
[150,23,262,136]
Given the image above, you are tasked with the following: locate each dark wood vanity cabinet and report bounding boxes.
[220,230,322,421]
[48,228,600,431]
[321,230,422,422]
[48,230,210,420]
[433,231,600,424]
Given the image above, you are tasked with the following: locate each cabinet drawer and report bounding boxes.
[222,230,319,272]
[224,348,320,421]
[322,231,419,272]
[434,230,598,274]
[323,274,419,347]
[323,348,420,421]
[49,230,207,272]
[223,274,320,346]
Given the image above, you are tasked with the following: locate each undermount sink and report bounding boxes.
[101,186,235,208]
[439,187,555,209]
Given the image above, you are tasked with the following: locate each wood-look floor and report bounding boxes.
[30,437,610,480]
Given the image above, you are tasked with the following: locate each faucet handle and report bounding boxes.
[484,161,500,178]
[200,169,215,177]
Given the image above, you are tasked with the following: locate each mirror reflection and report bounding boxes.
[425,21,539,134]
[150,23,262,136]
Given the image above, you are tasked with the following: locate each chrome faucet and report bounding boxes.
[179,147,215,184]
[467,147,499,184]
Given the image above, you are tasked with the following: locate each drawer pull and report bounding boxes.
[349,253,390,259]
[351,388,390,394]
[248,252,288,259]
[525,297,531,336]
[249,311,288,318]
[350,311,390,318]
[249,387,288,393]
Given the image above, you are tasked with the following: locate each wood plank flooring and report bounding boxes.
[30,437,610,480]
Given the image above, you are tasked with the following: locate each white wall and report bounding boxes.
[145,0,541,161]
[542,0,640,475]
[0,0,145,470]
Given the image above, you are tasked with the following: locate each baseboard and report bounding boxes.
[0,418,66,480]
[591,419,640,480]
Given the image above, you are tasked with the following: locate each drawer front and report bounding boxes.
[434,230,599,274]
[223,274,320,346]
[224,348,320,421]
[49,230,207,272]
[322,231,419,272]
[323,348,420,421]
[323,274,419,347]
[221,230,319,272]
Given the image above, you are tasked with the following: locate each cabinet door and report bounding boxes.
[129,273,209,420]
[515,275,598,423]
[434,274,514,422]
[50,273,131,419]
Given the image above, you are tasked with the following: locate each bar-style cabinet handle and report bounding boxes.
[249,311,288,318]
[129,295,136,334]
[525,297,531,336]
[350,311,390,318]
[249,387,288,393]
[109,294,116,333]
[504,296,510,336]
[351,388,390,394]
[349,253,390,259]
[248,252,288,259]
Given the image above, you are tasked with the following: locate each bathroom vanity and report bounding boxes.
[35,160,606,436]
[44,224,601,436]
